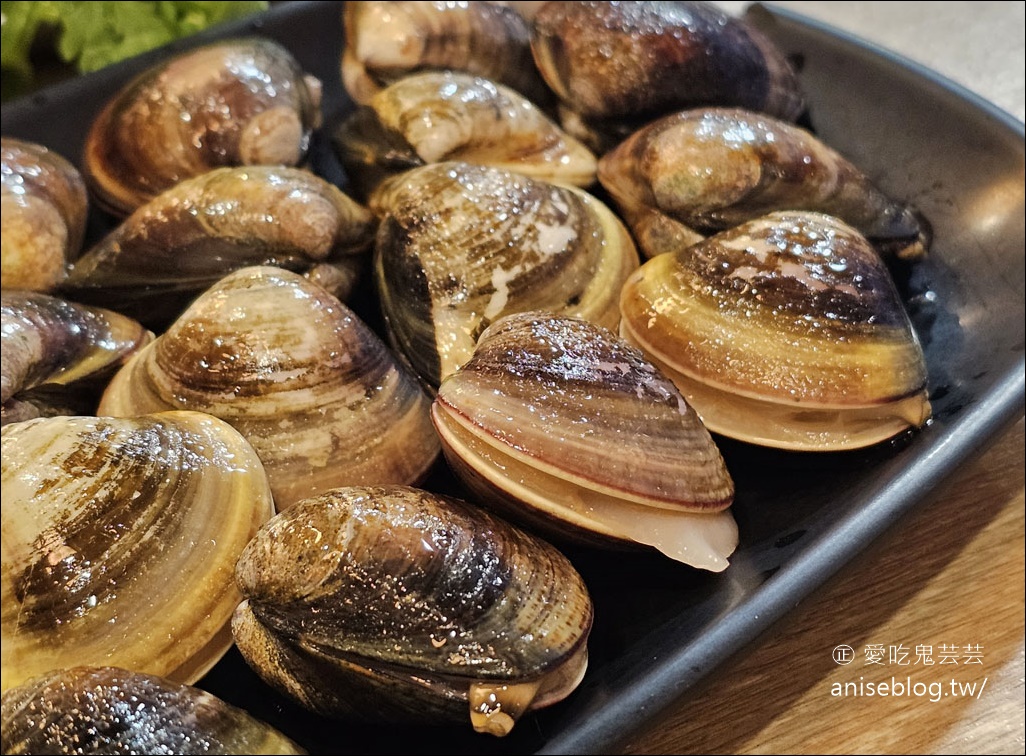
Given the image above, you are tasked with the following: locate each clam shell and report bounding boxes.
[61,166,376,328]
[335,70,596,198]
[619,211,932,450]
[598,107,929,259]
[372,162,639,386]
[531,1,805,150]
[342,1,551,108]
[83,38,322,216]
[97,266,440,510]
[1,291,151,426]
[1,666,306,755]
[232,485,592,736]
[431,311,737,571]
[1,138,88,292]
[0,412,273,692]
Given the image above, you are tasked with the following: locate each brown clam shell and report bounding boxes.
[431,311,737,570]
[619,211,932,450]
[83,38,322,216]
[1,412,274,692]
[232,485,592,737]
[97,266,439,510]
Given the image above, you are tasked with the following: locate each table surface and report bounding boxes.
[623,3,1025,754]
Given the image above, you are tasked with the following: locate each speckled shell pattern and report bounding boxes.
[0,412,274,693]
[1,138,88,292]
[61,166,376,327]
[619,211,930,407]
[1,666,306,755]
[371,162,638,386]
[530,1,805,145]
[1,291,151,426]
[598,107,928,258]
[232,485,593,724]
[83,38,322,216]
[335,70,597,198]
[96,266,440,510]
[342,1,552,107]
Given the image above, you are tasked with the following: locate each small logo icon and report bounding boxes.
[833,644,855,665]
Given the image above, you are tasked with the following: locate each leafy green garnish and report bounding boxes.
[1,1,267,100]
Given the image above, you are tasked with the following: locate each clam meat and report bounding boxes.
[83,38,323,216]
[335,70,596,198]
[97,266,440,511]
[598,107,929,259]
[1,138,88,292]
[232,484,593,737]
[619,211,932,450]
[61,166,376,328]
[1,412,274,692]
[432,311,737,571]
[1,291,151,427]
[1,666,305,755]
[372,162,639,387]
[342,1,552,108]
[531,1,805,151]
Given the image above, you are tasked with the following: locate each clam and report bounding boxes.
[61,166,376,328]
[530,1,805,152]
[619,211,932,451]
[598,107,929,259]
[1,666,306,755]
[371,162,639,387]
[342,1,551,108]
[232,484,592,737]
[431,311,737,571]
[1,291,151,426]
[0,412,274,693]
[97,266,440,511]
[334,70,596,198]
[1,138,88,292]
[83,38,323,216]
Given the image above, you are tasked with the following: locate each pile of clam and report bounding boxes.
[1,1,933,750]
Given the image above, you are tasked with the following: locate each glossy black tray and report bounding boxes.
[3,2,1023,754]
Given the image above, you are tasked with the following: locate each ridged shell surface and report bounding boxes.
[1,138,88,292]
[97,266,439,510]
[432,311,737,570]
[0,412,274,692]
[372,162,638,386]
[619,211,931,449]
[598,107,928,259]
[232,485,592,736]
[1,666,305,755]
[83,38,322,216]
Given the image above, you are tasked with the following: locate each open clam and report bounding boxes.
[0,412,273,693]
[83,37,323,216]
[342,1,551,108]
[1,291,151,426]
[531,1,805,151]
[598,107,929,259]
[619,211,932,450]
[232,485,592,737]
[372,162,638,387]
[1,666,305,755]
[1,138,88,292]
[97,266,439,510]
[335,70,596,198]
[61,166,376,328]
[431,311,737,571]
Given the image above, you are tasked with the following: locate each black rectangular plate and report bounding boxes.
[3,2,1023,754]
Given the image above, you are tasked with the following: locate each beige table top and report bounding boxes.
[622,3,1025,754]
